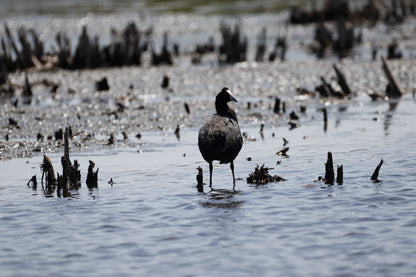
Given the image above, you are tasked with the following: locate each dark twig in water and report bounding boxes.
[184,102,190,114]
[276,147,289,157]
[174,125,180,140]
[371,159,384,182]
[259,123,264,139]
[333,64,352,96]
[283,137,289,146]
[247,164,286,185]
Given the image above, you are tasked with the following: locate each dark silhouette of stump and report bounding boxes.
[273,97,281,114]
[161,75,169,89]
[86,160,99,189]
[333,64,352,96]
[95,77,110,91]
[325,152,335,185]
[371,159,384,182]
[323,108,328,132]
[336,165,343,185]
[196,167,203,192]
[381,56,402,98]
[27,175,37,190]
[41,155,58,195]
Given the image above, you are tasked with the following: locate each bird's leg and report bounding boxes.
[209,162,213,189]
[230,161,236,190]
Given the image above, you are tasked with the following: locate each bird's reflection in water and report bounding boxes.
[200,188,244,208]
[384,99,400,135]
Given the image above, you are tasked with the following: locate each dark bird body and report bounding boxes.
[198,87,243,189]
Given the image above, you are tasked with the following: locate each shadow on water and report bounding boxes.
[199,188,244,209]
[384,99,400,135]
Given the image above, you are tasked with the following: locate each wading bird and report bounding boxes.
[198,87,243,190]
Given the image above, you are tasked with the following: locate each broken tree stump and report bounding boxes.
[273,97,281,114]
[325,152,335,185]
[86,160,99,189]
[333,64,352,96]
[381,56,402,98]
[27,175,37,190]
[247,164,287,185]
[196,166,203,192]
[336,165,343,185]
[323,108,328,132]
[41,155,58,195]
[371,159,384,182]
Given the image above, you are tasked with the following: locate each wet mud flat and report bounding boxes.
[1,57,415,159]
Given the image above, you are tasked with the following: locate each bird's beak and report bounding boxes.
[226,89,238,103]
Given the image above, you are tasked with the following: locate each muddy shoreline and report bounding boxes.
[1,57,414,160]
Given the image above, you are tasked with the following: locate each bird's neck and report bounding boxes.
[216,102,238,122]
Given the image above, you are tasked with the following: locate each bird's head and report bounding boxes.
[216,87,237,104]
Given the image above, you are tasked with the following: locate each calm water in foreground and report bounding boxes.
[1,94,416,276]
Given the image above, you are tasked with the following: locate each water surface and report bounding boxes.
[1,95,416,276]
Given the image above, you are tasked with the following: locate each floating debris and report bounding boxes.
[276,147,289,157]
[283,137,289,146]
[247,164,286,185]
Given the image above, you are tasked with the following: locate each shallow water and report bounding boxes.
[1,94,416,276]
